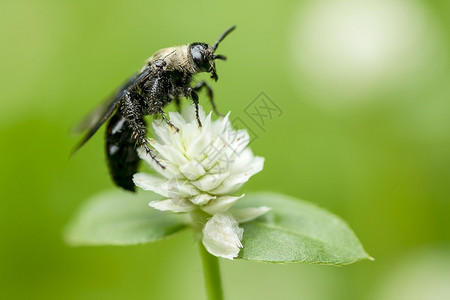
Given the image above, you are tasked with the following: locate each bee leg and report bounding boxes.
[159,109,180,132]
[121,91,165,169]
[193,81,224,117]
[185,87,202,127]
[136,139,165,169]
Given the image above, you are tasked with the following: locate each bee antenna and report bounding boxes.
[212,25,236,51]
[213,54,227,61]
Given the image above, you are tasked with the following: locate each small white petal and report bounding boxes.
[190,172,229,192]
[201,194,244,215]
[232,130,250,153]
[211,112,231,136]
[236,153,264,175]
[137,149,178,179]
[150,142,188,166]
[189,193,216,205]
[152,120,172,145]
[201,139,230,170]
[221,129,250,154]
[181,122,201,147]
[228,148,255,174]
[186,130,212,160]
[202,112,213,133]
[150,122,184,154]
[133,173,169,197]
[167,130,185,153]
[149,198,195,213]
[179,160,206,180]
[167,111,187,128]
[183,104,206,124]
[211,156,264,195]
[202,214,243,260]
[163,178,200,198]
[232,206,271,223]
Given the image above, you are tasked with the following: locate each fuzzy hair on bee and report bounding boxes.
[73,26,236,192]
[148,46,196,73]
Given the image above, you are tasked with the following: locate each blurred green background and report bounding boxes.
[1,0,450,299]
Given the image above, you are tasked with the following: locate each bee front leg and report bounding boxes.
[185,87,202,127]
[121,91,165,169]
[193,81,223,117]
[159,109,180,132]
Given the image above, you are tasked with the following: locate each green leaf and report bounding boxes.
[64,190,187,246]
[236,192,371,265]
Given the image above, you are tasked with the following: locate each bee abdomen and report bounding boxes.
[105,112,142,191]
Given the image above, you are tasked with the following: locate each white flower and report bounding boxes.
[133,105,270,259]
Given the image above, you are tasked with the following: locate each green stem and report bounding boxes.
[199,241,224,300]
[191,210,224,300]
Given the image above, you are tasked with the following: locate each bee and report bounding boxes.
[73,26,236,192]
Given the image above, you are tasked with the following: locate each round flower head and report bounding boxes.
[133,105,269,259]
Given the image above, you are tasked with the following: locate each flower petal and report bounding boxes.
[232,206,271,223]
[202,214,243,260]
[220,129,250,154]
[163,178,200,198]
[190,172,229,192]
[167,111,187,128]
[179,160,206,180]
[189,194,216,206]
[202,112,213,134]
[211,112,231,136]
[133,173,169,197]
[152,120,172,145]
[182,104,206,124]
[149,141,188,166]
[201,195,244,215]
[180,122,200,148]
[200,138,231,171]
[137,149,179,179]
[186,130,211,161]
[228,148,256,175]
[210,156,264,195]
[149,198,195,213]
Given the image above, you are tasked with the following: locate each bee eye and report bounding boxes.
[190,43,210,71]
[192,51,205,65]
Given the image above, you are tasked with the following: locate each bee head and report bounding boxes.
[189,26,236,81]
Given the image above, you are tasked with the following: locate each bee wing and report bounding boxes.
[71,68,153,155]
[71,92,126,135]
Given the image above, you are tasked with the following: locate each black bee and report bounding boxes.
[73,26,236,192]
